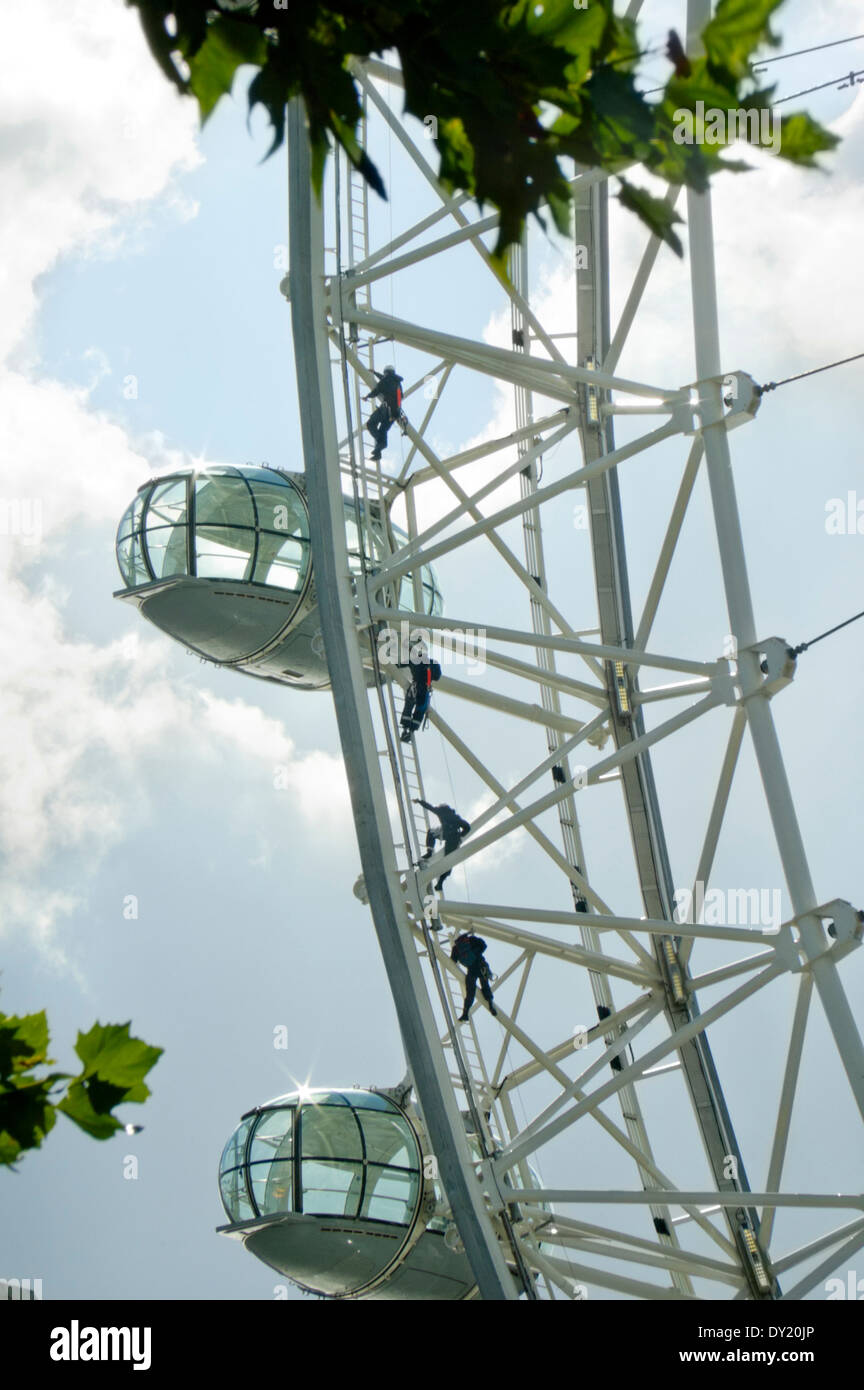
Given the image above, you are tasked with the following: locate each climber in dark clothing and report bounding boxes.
[450,932,497,1021]
[364,365,404,461]
[415,800,471,890]
[396,639,441,741]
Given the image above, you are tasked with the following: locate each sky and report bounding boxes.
[1,0,863,1303]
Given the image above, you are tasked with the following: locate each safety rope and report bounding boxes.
[437,726,472,903]
[757,350,864,396]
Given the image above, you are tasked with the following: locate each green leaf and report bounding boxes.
[188,15,269,122]
[617,179,684,256]
[247,61,290,160]
[588,67,655,143]
[58,1081,123,1141]
[0,1130,21,1166]
[0,991,161,1165]
[437,116,476,193]
[775,111,840,166]
[665,62,752,118]
[74,1021,162,1092]
[597,13,640,71]
[330,112,386,198]
[134,4,191,94]
[0,1009,51,1083]
[126,0,838,274]
[702,0,783,80]
[0,1077,57,1163]
[308,122,331,198]
[545,183,572,238]
[519,0,608,57]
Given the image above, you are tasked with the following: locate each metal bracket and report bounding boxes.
[731,638,796,702]
[773,899,863,972]
[404,873,431,925]
[477,1157,508,1214]
[756,637,797,697]
[721,371,762,430]
[353,576,372,628]
[371,1073,415,1110]
[676,372,762,435]
[325,276,343,330]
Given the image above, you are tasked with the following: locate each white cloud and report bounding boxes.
[0,598,350,957]
[606,93,864,389]
[0,371,151,554]
[0,1,351,963]
[0,0,202,363]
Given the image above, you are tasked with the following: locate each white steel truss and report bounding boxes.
[284,4,863,1300]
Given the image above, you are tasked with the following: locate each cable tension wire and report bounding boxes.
[757,351,864,396]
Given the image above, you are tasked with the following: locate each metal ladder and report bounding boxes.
[344,111,388,514]
[440,953,498,1152]
[383,689,496,1136]
[341,112,502,1206]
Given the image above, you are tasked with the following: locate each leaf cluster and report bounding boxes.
[128,0,837,259]
[0,1007,162,1167]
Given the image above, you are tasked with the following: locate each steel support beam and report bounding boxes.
[686,0,864,1117]
[574,166,772,1297]
[287,99,517,1300]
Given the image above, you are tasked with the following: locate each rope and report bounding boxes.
[791,608,864,657]
[437,725,472,904]
[757,350,864,396]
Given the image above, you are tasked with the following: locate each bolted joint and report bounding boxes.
[824,900,864,948]
[754,637,797,697]
[720,371,762,429]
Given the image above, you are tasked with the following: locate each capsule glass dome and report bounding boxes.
[116,466,312,593]
[219,1088,421,1227]
[217,1087,478,1299]
[114,466,442,689]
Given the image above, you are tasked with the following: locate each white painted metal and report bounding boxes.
[287,100,519,1300]
[282,5,864,1299]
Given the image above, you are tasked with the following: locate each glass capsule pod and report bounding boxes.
[217,1088,477,1300]
[114,465,442,689]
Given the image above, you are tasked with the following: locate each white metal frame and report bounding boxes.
[284,4,864,1300]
